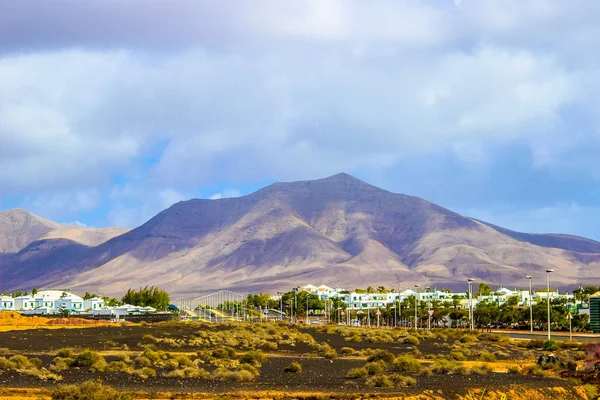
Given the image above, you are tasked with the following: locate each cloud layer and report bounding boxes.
[1,1,600,237]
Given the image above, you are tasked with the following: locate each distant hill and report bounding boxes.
[1,174,599,296]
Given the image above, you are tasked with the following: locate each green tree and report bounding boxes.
[476,283,492,297]
[31,287,38,296]
[121,286,169,311]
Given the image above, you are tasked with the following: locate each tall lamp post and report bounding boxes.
[277,292,284,320]
[467,278,474,331]
[546,269,554,340]
[414,284,420,330]
[525,276,533,332]
[426,287,431,330]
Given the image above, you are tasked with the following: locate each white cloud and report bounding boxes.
[20,189,100,220]
[2,1,600,235]
[159,188,185,208]
[209,189,241,200]
[63,220,88,227]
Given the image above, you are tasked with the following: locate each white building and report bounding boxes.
[0,296,14,311]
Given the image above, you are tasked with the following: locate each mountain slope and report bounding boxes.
[1,173,600,296]
[0,209,60,253]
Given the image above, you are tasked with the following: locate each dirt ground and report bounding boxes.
[0,321,592,399]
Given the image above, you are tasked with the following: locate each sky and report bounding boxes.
[1,1,600,240]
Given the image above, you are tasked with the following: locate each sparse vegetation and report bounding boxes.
[283,361,302,373]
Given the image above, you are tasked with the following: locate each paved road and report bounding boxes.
[491,330,600,342]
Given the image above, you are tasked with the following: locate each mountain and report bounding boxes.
[1,174,600,296]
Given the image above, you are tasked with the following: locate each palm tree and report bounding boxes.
[366,286,375,294]
[377,286,386,294]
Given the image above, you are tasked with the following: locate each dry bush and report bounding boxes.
[403,335,420,345]
[340,347,355,356]
[52,380,132,400]
[211,367,254,382]
[131,367,156,379]
[106,361,132,373]
[432,358,460,374]
[56,348,75,358]
[390,374,417,387]
[283,361,302,373]
[364,360,386,375]
[346,367,369,379]
[367,349,395,363]
[237,363,260,377]
[366,374,394,388]
[50,357,73,372]
[391,354,422,373]
[478,350,496,362]
[470,364,493,375]
[239,350,267,367]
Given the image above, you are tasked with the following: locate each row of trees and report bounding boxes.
[121,286,170,311]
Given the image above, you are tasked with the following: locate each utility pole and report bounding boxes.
[467,278,474,331]
[526,276,533,332]
[546,269,554,340]
[414,285,420,329]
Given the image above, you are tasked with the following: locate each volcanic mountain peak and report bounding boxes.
[2,174,600,296]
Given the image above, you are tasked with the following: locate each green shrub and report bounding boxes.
[449,350,467,361]
[52,380,132,400]
[470,364,492,375]
[131,367,156,379]
[172,354,194,368]
[106,361,132,373]
[237,363,260,377]
[322,348,337,360]
[432,359,459,374]
[340,347,355,356]
[0,357,16,370]
[346,367,369,379]
[51,357,73,372]
[283,361,302,373]
[543,339,559,351]
[507,365,520,374]
[56,348,75,358]
[73,350,105,368]
[390,374,417,387]
[583,384,599,400]
[391,354,422,373]
[365,374,393,388]
[9,355,32,369]
[211,368,254,382]
[367,349,395,363]
[521,364,544,376]
[212,346,236,359]
[526,339,545,349]
[365,360,386,375]
[459,334,477,344]
[239,350,267,367]
[134,356,151,368]
[403,335,420,345]
[478,351,496,362]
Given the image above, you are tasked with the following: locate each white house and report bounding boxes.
[83,297,105,311]
[0,296,14,311]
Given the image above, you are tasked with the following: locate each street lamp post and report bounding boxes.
[426,287,431,330]
[306,293,309,325]
[526,276,533,332]
[277,292,284,320]
[467,279,474,331]
[414,284,420,329]
[546,269,554,340]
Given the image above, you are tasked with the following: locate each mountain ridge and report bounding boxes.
[1,173,599,296]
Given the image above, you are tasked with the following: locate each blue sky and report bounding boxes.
[1,1,600,240]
